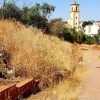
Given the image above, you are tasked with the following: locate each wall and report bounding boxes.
[0,78,40,100]
[84,25,99,36]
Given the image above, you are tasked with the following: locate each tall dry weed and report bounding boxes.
[0,20,80,78]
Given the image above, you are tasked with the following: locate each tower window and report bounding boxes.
[76,23,77,25]
[76,17,77,19]
[76,7,77,11]
[72,7,73,11]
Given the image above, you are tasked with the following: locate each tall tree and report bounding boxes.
[20,3,55,32]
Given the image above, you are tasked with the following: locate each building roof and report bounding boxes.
[64,23,70,28]
[70,2,79,6]
[97,24,100,27]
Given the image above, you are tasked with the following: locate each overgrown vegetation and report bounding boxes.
[0,20,80,78]
[28,66,86,100]
[0,20,86,100]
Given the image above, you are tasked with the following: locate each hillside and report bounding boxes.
[0,20,86,100]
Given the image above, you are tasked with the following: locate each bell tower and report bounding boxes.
[69,1,80,28]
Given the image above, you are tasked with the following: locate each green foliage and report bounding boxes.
[61,28,74,42]
[49,19,63,36]
[50,18,62,24]
[83,36,94,44]
[82,21,93,27]
[0,2,20,20]
[94,31,100,44]
[49,19,87,44]
[56,25,74,42]
[20,6,30,25]
[40,3,55,17]
[20,3,55,32]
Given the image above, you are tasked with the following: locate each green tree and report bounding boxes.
[41,3,55,18]
[20,6,30,25]
[82,21,93,27]
[83,36,95,44]
[49,19,74,42]
[50,18,62,24]
[20,3,55,33]
[58,27,74,42]
[0,1,20,20]
[94,31,100,44]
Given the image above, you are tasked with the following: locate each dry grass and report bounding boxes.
[98,54,100,58]
[28,65,87,100]
[0,20,86,99]
[0,20,80,78]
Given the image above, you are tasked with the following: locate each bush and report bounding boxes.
[83,36,95,44]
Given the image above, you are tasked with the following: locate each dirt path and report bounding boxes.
[78,49,100,100]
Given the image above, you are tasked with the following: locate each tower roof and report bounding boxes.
[70,1,79,6]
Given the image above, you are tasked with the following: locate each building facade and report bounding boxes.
[84,24,100,36]
[68,2,80,28]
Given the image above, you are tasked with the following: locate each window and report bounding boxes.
[76,17,77,19]
[88,26,91,33]
[72,7,73,11]
[76,7,77,11]
[76,23,77,25]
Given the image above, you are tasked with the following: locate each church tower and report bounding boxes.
[68,2,80,28]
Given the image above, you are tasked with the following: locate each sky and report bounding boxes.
[1,0,100,21]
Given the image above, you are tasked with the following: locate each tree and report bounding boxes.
[59,27,74,42]
[50,18,62,24]
[0,1,20,20]
[49,19,74,42]
[4,3,20,20]
[94,31,100,44]
[82,21,93,27]
[40,3,55,18]
[20,3,55,33]
[20,6,30,25]
[49,18,63,36]
[83,36,95,44]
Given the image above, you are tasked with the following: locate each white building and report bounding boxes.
[84,24,100,36]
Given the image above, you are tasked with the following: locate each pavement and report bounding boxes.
[78,49,100,100]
